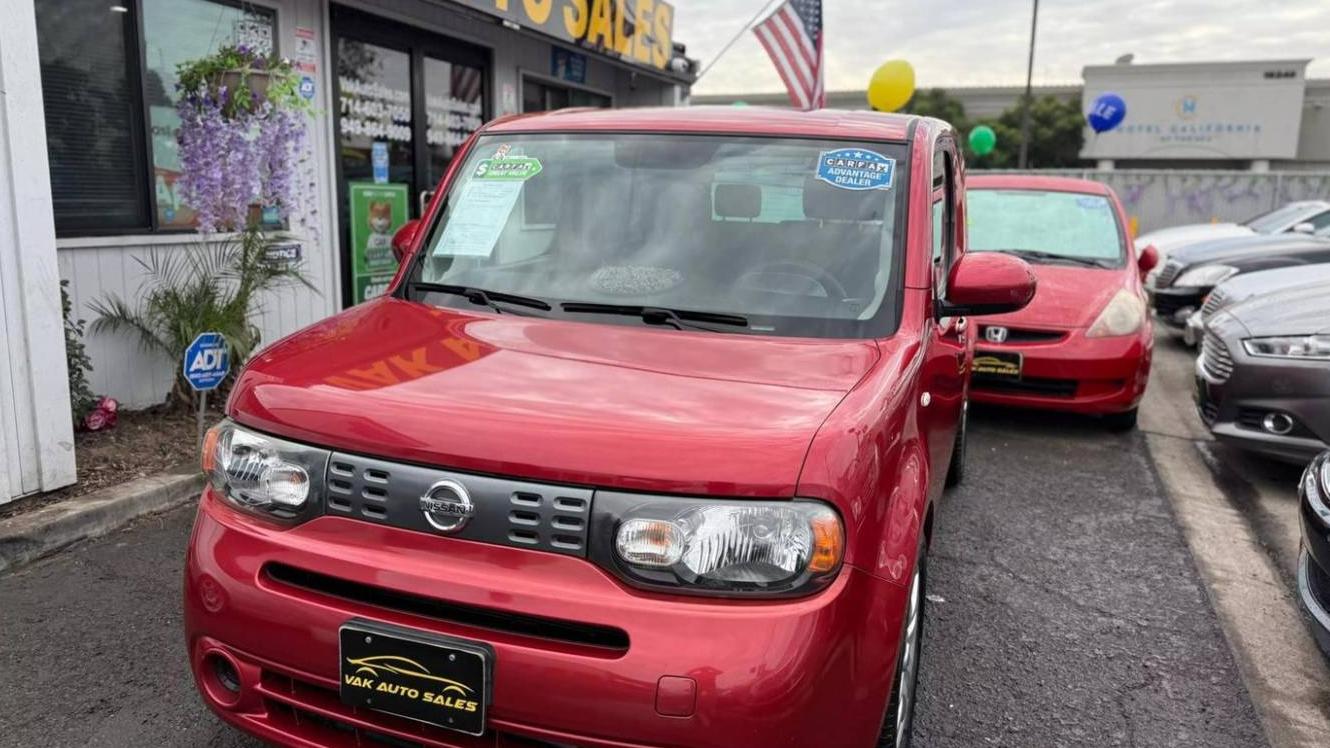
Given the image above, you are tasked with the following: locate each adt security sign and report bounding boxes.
[184,332,230,391]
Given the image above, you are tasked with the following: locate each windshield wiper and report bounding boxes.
[561,302,750,333]
[411,282,551,315]
[993,249,1111,268]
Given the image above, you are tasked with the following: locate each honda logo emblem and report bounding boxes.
[985,326,1009,344]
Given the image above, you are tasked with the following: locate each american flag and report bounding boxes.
[753,0,824,110]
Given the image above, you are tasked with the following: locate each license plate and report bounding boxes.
[339,620,491,736]
[973,350,1022,380]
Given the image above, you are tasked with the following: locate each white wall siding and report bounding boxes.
[0,0,77,503]
[56,0,340,410]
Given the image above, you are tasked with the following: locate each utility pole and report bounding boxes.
[1017,0,1040,169]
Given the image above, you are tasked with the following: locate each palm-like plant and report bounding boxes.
[90,230,312,408]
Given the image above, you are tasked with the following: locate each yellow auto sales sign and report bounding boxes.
[456,0,676,71]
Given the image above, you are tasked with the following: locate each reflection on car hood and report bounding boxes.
[1139,223,1250,252]
[1210,264,1330,308]
[1169,233,1329,266]
[1221,282,1330,337]
[973,264,1124,329]
[228,298,880,496]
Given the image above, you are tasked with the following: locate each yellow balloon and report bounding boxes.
[867,60,916,112]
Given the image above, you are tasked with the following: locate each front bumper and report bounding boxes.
[1194,344,1330,463]
[1299,455,1330,659]
[185,489,905,748]
[969,327,1151,415]
[1150,286,1207,331]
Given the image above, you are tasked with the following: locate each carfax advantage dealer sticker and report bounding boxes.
[816,148,895,191]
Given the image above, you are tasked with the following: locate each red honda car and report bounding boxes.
[963,175,1157,429]
[185,107,1034,748]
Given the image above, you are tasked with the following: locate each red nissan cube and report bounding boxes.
[185,107,1034,748]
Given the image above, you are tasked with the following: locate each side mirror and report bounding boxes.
[1291,222,1316,235]
[391,219,422,264]
[938,253,1037,317]
[1137,243,1160,277]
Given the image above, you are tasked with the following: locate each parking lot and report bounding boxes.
[0,331,1325,747]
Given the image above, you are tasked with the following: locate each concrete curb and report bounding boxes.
[0,468,203,575]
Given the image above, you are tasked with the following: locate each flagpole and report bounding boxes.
[1017,0,1040,168]
[694,0,784,84]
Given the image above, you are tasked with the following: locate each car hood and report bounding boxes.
[976,264,1125,329]
[228,299,880,497]
[1220,283,1330,337]
[1139,223,1252,253]
[1211,264,1330,308]
[1168,233,1327,267]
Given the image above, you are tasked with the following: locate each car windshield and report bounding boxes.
[1244,203,1309,233]
[409,133,908,338]
[966,188,1124,266]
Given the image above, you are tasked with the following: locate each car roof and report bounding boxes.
[484,106,922,142]
[966,174,1113,196]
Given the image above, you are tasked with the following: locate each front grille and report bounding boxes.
[1152,291,1198,318]
[1200,331,1234,383]
[1200,288,1227,319]
[326,454,592,557]
[1156,260,1183,288]
[978,326,1067,344]
[265,563,630,651]
[971,375,1078,398]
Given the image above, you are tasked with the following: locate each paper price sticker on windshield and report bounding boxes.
[816,149,895,191]
[474,157,542,181]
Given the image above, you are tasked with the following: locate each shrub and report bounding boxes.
[89,231,311,409]
[62,279,96,424]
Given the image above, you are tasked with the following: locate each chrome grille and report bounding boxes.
[1200,330,1234,383]
[1200,288,1227,319]
[1156,260,1183,288]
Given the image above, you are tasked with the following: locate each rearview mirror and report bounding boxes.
[1137,243,1160,277]
[391,219,422,264]
[938,253,1037,317]
[1291,222,1316,235]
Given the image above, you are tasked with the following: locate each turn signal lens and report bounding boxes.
[616,519,685,567]
[808,511,844,573]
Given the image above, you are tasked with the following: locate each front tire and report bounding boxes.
[1104,408,1138,432]
[878,549,926,748]
[944,400,968,488]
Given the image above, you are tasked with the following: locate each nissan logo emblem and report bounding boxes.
[985,326,1009,344]
[419,479,475,533]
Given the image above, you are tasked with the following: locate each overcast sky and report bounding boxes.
[676,0,1330,95]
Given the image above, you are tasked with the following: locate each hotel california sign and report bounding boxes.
[1080,60,1309,160]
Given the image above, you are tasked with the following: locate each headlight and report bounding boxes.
[1303,453,1329,515]
[1174,264,1238,288]
[593,492,844,597]
[1241,335,1330,360]
[1086,288,1145,338]
[202,420,330,522]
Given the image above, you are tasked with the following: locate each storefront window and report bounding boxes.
[142,0,275,229]
[424,57,485,186]
[36,0,150,233]
[522,78,611,113]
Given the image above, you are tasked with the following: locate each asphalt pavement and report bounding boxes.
[0,359,1278,748]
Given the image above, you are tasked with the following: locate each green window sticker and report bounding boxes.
[474,157,542,181]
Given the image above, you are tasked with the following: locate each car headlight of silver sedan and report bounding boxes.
[1242,335,1330,360]
[1173,264,1238,288]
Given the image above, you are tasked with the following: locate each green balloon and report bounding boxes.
[969,125,997,156]
[732,100,749,107]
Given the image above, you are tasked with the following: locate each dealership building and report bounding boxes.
[694,59,1330,171]
[0,0,694,503]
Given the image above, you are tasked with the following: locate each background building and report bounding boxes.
[2,0,695,503]
[693,61,1330,171]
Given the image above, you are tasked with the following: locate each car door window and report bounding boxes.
[932,144,956,300]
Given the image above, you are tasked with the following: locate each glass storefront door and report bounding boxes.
[332,5,488,306]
